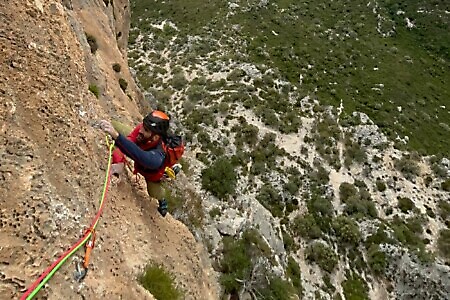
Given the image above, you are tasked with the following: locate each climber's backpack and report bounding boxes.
[162,135,185,167]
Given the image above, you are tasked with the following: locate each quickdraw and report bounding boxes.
[20,136,114,300]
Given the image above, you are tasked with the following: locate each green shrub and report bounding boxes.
[307,194,334,218]
[201,157,236,199]
[342,273,369,300]
[186,85,206,102]
[394,156,420,180]
[344,197,378,219]
[305,242,338,272]
[139,264,182,300]
[151,88,173,103]
[344,138,367,167]
[365,224,395,248]
[260,276,298,300]
[256,183,284,218]
[220,230,273,295]
[441,179,450,192]
[85,33,98,53]
[332,216,361,247]
[437,229,450,261]
[171,72,188,90]
[112,63,121,72]
[286,256,302,296]
[119,78,128,91]
[397,197,415,213]
[375,179,387,192]
[209,207,221,219]
[438,200,450,221]
[367,245,387,276]
[292,214,322,240]
[88,84,99,98]
[390,216,427,257]
[339,182,358,202]
[282,230,295,252]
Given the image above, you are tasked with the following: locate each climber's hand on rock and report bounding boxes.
[98,120,119,139]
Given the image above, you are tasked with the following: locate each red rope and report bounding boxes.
[20,160,113,299]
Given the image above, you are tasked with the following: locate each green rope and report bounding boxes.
[26,137,114,299]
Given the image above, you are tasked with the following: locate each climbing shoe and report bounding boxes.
[157,199,168,217]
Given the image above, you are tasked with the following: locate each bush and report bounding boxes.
[201,157,236,199]
[367,245,387,276]
[112,63,121,72]
[256,183,284,218]
[375,179,387,192]
[292,214,322,240]
[85,33,98,53]
[437,229,450,261]
[260,276,298,300]
[442,179,450,192]
[342,273,369,300]
[344,138,367,167]
[286,257,302,296]
[186,85,206,102]
[438,200,450,221]
[139,264,182,300]
[397,197,415,213]
[88,84,99,98]
[220,230,273,295]
[332,216,361,247]
[394,156,420,180]
[305,242,338,272]
[171,72,188,90]
[339,182,358,202]
[344,197,378,219]
[119,78,128,91]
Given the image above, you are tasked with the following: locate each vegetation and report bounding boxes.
[394,156,420,181]
[286,256,303,296]
[397,196,415,213]
[256,183,283,218]
[201,157,236,199]
[112,63,121,72]
[130,0,450,156]
[305,242,338,273]
[342,273,369,300]
[119,78,128,91]
[85,32,98,53]
[438,200,450,221]
[220,230,298,298]
[139,264,182,300]
[128,0,450,297]
[332,216,361,248]
[88,84,99,98]
[437,229,450,261]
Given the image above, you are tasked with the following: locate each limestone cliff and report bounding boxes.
[0,0,218,299]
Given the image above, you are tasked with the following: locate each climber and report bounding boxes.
[98,110,173,217]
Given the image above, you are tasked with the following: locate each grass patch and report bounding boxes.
[88,84,99,98]
[139,264,182,300]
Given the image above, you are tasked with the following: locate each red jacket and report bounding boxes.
[112,123,166,182]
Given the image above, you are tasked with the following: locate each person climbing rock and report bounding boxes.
[98,110,175,217]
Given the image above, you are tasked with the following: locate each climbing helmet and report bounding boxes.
[143,110,170,135]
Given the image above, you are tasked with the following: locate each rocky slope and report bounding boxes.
[0,0,218,299]
[126,1,450,299]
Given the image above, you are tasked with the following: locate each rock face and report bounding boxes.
[382,244,450,299]
[0,0,218,299]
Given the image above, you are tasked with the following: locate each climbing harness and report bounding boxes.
[20,136,115,300]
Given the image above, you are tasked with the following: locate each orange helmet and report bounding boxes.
[143,110,170,135]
